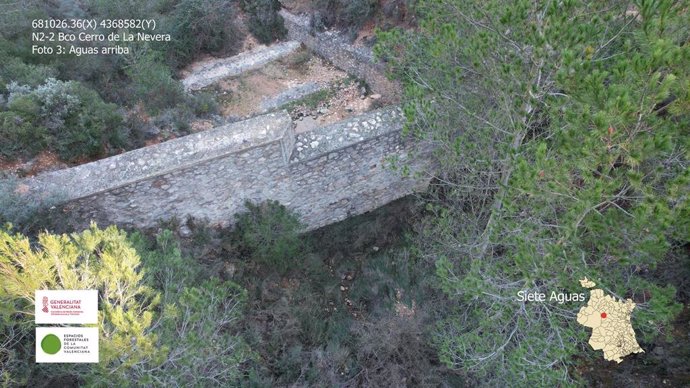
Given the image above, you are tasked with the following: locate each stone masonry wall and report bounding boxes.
[17,107,429,231]
[182,41,300,91]
[279,10,400,99]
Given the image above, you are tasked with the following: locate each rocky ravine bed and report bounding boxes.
[181,42,386,132]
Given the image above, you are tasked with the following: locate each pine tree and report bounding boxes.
[0,224,250,386]
[376,0,689,384]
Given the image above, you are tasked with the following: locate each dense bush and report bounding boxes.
[0,78,126,161]
[125,52,186,115]
[242,0,287,44]
[188,91,220,117]
[83,0,244,69]
[0,56,57,92]
[377,0,689,385]
[231,200,305,274]
[310,0,378,33]
[339,0,378,29]
[168,0,242,67]
[0,225,250,386]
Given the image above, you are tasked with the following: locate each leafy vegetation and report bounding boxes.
[309,0,416,37]
[229,200,306,275]
[0,0,243,163]
[124,52,186,115]
[167,0,241,67]
[0,224,249,387]
[0,78,126,161]
[376,0,689,385]
[310,0,373,31]
[0,0,688,386]
[241,0,287,44]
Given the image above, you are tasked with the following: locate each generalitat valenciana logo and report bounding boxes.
[35,290,98,324]
[35,290,99,363]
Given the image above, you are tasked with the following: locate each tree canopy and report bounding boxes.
[376,0,689,384]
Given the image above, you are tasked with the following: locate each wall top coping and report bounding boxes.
[290,106,404,162]
[182,40,300,91]
[21,111,292,200]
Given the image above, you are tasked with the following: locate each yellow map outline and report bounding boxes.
[576,278,644,363]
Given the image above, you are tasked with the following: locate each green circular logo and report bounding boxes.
[41,334,61,355]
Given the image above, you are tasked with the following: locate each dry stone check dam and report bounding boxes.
[16,107,430,231]
[11,9,428,231]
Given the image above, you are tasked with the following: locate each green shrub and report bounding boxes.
[126,53,185,114]
[151,103,195,136]
[0,225,251,386]
[1,78,126,161]
[0,111,43,158]
[242,0,287,44]
[310,0,379,33]
[0,224,160,386]
[0,56,57,92]
[232,200,305,274]
[188,91,219,117]
[169,0,241,67]
[340,0,377,29]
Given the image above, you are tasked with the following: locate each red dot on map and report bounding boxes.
[601,312,607,318]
